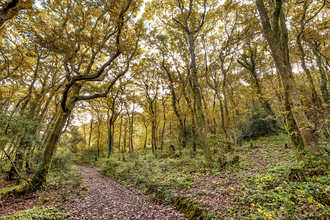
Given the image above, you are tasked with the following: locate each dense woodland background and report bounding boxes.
[0,0,330,219]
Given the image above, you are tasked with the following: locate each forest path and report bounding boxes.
[63,166,186,220]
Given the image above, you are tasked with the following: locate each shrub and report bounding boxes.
[51,151,74,171]
[100,157,125,176]
[73,145,98,165]
[240,109,276,141]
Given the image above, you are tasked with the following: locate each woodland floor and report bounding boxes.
[62,166,187,220]
[1,135,329,219]
[0,166,187,219]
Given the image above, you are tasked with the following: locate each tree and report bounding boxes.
[30,0,142,189]
[294,0,325,107]
[255,0,318,150]
[105,85,124,157]
[137,59,161,153]
[147,0,217,161]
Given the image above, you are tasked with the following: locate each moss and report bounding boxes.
[43,198,50,203]
[287,166,306,182]
[31,161,49,189]
[286,114,305,154]
[173,196,206,220]
[0,183,29,197]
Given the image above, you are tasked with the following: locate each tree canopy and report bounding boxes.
[1,0,330,189]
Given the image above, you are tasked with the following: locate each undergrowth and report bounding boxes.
[0,206,71,220]
[99,134,330,219]
[99,151,201,205]
[0,159,82,219]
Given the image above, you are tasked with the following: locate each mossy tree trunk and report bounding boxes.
[188,34,212,162]
[297,37,321,107]
[9,61,43,180]
[118,115,123,152]
[151,121,157,153]
[107,116,113,158]
[88,117,93,147]
[123,121,127,153]
[312,44,329,104]
[169,0,212,162]
[96,116,101,158]
[296,2,322,107]
[31,83,82,189]
[256,0,318,150]
[284,88,304,152]
[296,0,325,107]
[129,108,135,152]
[143,124,148,149]
[161,61,185,154]
[178,68,198,151]
[160,95,166,151]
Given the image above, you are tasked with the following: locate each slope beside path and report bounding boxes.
[63,166,187,220]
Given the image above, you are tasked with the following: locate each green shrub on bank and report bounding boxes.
[47,165,81,188]
[51,151,74,170]
[100,154,198,204]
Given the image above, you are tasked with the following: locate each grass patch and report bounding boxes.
[0,206,71,220]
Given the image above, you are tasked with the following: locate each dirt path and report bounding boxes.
[63,166,186,220]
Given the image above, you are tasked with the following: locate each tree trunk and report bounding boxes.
[312,45,329,104]
[123,123,127,153]
[151,122,157,153]
[222,79,230,135]
[96,118,101,158]
[297,37,321,107]
[144,125,148,149]
[256,0,318,149]
[284,84,304,152]
[252,71,274,116]
[161,97,166,150]
[31,83,81,189]
[31,107,73,189]
[107,121,113,158]
[201,92,213,134]
[191,112,197,153]
[215,90,228,138]
[296,0,322,107]
[162,62,185,153]
[188,34,212,162]
[118,115,123,152]
[130,111,134,152]
[89,118,93,147]
[107,109,116,158]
